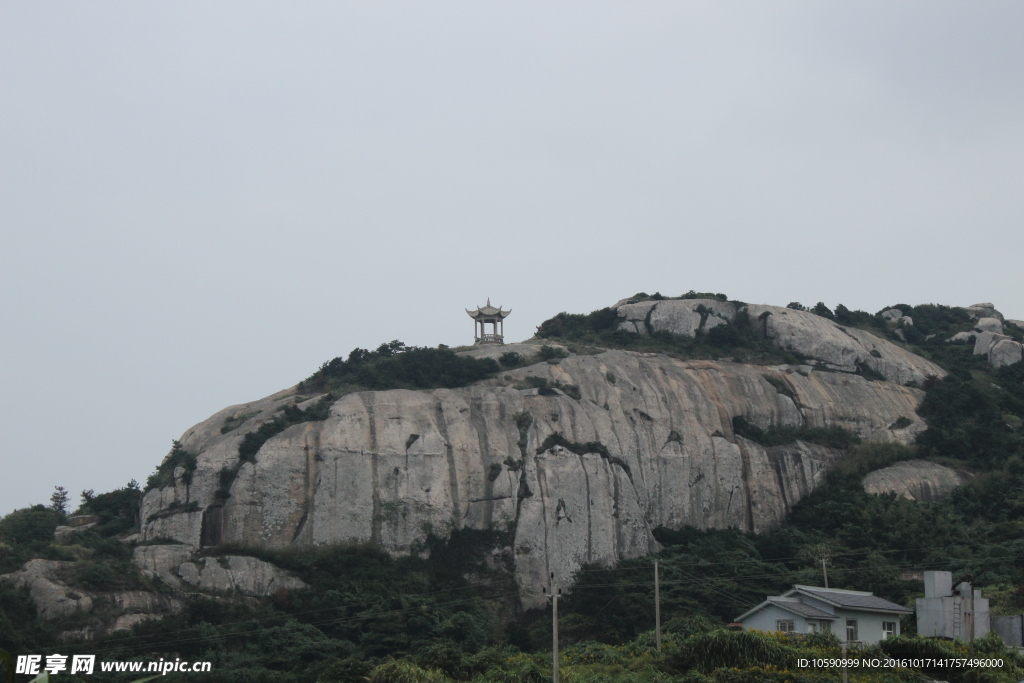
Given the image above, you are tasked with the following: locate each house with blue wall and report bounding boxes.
[736,585,912,646]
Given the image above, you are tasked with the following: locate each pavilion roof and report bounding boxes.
[466,298,511,319]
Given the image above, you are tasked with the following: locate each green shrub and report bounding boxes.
[71,560,124,590]
[665,630,797,674]
[0,506,61,546]
[535,309,620,339]
[477,657,548,683]
[319,656,373,683]
[145,440,198,491]
[518,376,580,400]
[811,303,834,320]
[301,342,499,394]
[732,417,860,449]
[238,394,335,463]
[538,346,569,362]
[416,639,466,678]
[370,660,452,683]
[536,433,631,475]
[76,484,143,536]
[0,582,51,652]
[890,416,913,430]
[500,352,526,369]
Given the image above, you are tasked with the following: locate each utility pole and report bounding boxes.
[822,559,829,588]
[654,560,662,652]
[968,577,975,644]
[544,573,560,683]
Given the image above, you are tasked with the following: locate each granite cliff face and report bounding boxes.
[140,329,933,604]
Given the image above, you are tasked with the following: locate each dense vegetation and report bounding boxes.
[4,298,1024,682]
[299,341,500,394]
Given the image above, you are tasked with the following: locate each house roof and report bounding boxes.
[734,596,836,623]
[787,586,912,614]
[768,598,837,619]
[736,585,912,622]
[466,298,511,319]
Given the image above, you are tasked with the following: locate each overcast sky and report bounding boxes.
[2,1,1022,510]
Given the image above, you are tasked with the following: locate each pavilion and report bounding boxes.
[466,299,511,345]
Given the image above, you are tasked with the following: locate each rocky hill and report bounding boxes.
[137,297,957,607]
[4,293,1023,667]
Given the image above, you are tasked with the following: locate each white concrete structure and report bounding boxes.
[916,571,990,641]
[992,615,1023,647]
[737,585,912,646]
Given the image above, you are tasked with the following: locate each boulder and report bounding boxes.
[106,590,183,617]
[745,305,945,386]
[704,315,728,331]
[947,331,977,343]
[881,308,904,321]
[177,556,307,597]
[967,304,1004,322]
[615,300,660,334]
[975,318,1004,333]
[132,545,194,588]
[0,558,184,641]
[109,613,161,633]
[0,560,93,620]
[54,523,97,544]
[990,340,1024,369]
[615,299,737,337]
[66,514,99,528]
[1007,319,1024,329]
[974,331,1010,356]
[900,316,913,327]
[863,460,972,502]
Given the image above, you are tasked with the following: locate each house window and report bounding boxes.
[846,619,858,642]
[776,620,795,632]
[807,622,818,633]
[821,621,831,633]
[883,621,896,639]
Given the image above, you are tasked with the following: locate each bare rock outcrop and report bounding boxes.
[743,305,945,386]
[177,556,307,596]
[0,559,183,640]
[0,560,94,620]
[990,339,1024,369]
[141,346,930,605]
[616,298,737,337]
[863,460,972,502]
[967,303,1005,323]
[132,544,195,588]
[944,307,1022,369]
[610,299,944,386]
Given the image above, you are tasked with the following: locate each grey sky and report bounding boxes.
[2,1,1022,510]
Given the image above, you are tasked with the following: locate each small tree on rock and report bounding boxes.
[49,486,70,516]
